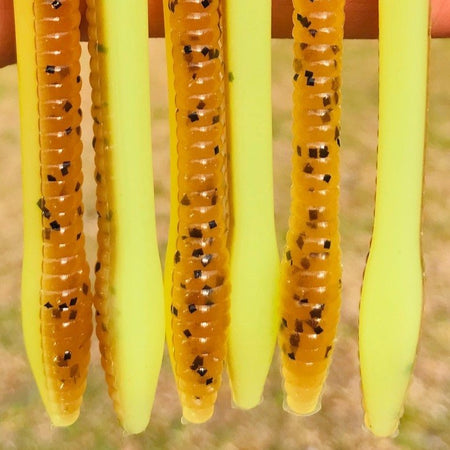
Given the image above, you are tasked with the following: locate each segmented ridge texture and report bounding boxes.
[85,0,120,414]
[34,0,92,419]
[168,0,230,423]
[279,0,344,414]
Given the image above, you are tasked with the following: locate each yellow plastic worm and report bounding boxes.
[223,0,280,409]
[85,0,165,434]
[163,0,230,423]
[359,0,429,437]
[14,0,92,426]
[278,0,345,416]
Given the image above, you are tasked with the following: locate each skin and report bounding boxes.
[2,0,450,68]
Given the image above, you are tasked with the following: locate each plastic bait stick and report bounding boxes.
[85,0,165,434]
[223,0,280,410]
[278,0,345,415]
[359,0,429,437]
[14,0,92,426]
[163,0,230,424]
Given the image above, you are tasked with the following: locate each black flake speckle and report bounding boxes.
[295,319,303,333]
[303,163,314,174]
[50,220,60,231]
[290,334,300,347]
[323,95,331,107]
[297,14,311,28]
[183,329,192,338]
[188,112,199,122]
[319,145,329,158]
[189,228,203,238]
[63,101,72,112]
[194,270,202,279]
[61,161,70,176]
[181,194,190,206]
[201,254,212,267]
[192,248,204,257]
[190,355,203,370]
[309,209,319,220]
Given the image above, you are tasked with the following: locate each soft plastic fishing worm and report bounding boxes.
[13,0,92,426]
[223,0,280,410]
[86,0,165,434]
[163,0,230,424]
[278,0,345,415]
[359,0,429,437]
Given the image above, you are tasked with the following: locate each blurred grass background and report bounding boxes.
[0,37,449,449]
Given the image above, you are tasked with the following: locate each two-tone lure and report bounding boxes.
[14,0,92,425]
[223,0,280,409]
[86,0,165,434]
[359,0,429,437]
[164,0,230,424]
[278,0,345,415]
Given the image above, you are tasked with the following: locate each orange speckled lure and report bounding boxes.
[14,0,92,425]
[278,0,344,415]
[165,0,230,424]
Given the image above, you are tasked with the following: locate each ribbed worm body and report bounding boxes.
[279,0,344,415]
[85,0,117,407]
[34,0,92,421]
[167,0,230,423]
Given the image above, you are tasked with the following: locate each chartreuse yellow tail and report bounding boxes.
[223,0,279,408]
[359,0,429,437]
[14,0,92,426]
[86,0,165,433]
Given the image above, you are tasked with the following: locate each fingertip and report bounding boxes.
[0,0,16,67]
[431,0,450,37]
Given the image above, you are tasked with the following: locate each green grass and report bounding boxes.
[0,38,449,449]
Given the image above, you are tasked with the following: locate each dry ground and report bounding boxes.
[0,38,449,449]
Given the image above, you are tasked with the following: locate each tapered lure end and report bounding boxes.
[181,406,214,425]
[48,409,80,428]
[282,390,322,417]
[363,413,401,439]
[230,392,264,411]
